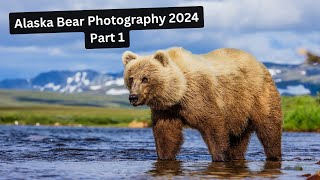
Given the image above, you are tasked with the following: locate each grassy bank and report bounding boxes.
[282,96,320,132]
[0,90,151,127]
[0,90,319,131]
[0,106,150,127]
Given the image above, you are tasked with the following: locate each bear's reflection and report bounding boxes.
[147,160,281,178]
[148,160,183,176]
[203,161,282,178]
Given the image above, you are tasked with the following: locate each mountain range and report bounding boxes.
[0,62,319,96]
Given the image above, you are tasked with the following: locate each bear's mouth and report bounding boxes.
[130,98,146,106]
[130,99,139,106]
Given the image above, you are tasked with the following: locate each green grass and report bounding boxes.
[0,106,150,126]
[0,89,150,127]
[0,90,319,131]
[282,95,320,132]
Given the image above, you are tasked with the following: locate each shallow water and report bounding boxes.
[0,125,319,179]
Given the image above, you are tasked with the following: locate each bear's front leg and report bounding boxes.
[152,117,183,160]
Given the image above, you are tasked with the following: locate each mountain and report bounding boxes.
[0,70,128,96]
[264,63,320,95]
[0,62,320,96]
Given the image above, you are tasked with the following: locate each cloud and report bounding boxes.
[181,0,320,32]
[1,0,320,79]
[220,31,320,64]
[0,45,64,56]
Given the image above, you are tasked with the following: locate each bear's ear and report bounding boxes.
[153,50,169,66]
[122,51,137,66]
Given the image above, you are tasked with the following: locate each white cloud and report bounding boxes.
[181,0,320,31]
[0,45,63,55]
[220,31,320,64]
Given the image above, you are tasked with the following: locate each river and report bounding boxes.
[0,125,319,179]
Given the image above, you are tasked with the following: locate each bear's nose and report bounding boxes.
[129,94,139,104]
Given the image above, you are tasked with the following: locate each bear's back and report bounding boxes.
[203,48,266,78]
[167,47,268,84]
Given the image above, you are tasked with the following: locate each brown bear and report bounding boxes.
[122,47,282,161]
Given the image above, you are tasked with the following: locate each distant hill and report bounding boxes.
[264,63,320,95]
[0,89,131,108]
[0,62,319,96]
[0,70,127,96]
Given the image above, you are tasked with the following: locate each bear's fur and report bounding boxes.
[122,47,282,161]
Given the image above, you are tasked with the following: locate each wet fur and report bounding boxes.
[123,47,282,161]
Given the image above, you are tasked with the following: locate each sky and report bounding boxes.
[1,0,320,80]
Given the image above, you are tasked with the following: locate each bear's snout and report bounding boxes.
[129,94,139,105]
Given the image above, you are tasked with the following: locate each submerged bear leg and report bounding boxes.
[253,93,282,160]
[251,99,282,161]
[227,127,254,160]
[200,127,229,161]
[152,118,183,160]
[254,119,282,161]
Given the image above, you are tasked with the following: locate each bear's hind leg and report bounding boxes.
[251,71,282,161]
[254,120,282,161]
[251,105,282,161]
[228,127,254,160]
[152,118,183,160]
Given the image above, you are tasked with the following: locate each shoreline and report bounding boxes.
[1,124,320,132]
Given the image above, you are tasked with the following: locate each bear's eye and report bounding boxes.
[142,77,148,83]
[129,77,133,83]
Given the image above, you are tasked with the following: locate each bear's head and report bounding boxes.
[122,50,187,109]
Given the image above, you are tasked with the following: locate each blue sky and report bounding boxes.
[1,0,320,80]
